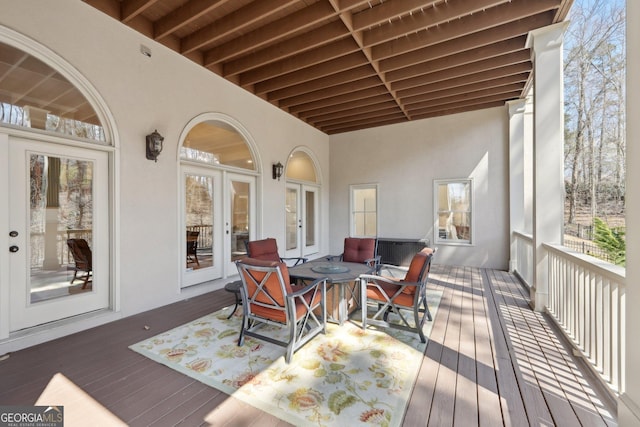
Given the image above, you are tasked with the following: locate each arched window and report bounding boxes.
[0,41,107,142]
[180,121,255,170]
[285,150,317,182]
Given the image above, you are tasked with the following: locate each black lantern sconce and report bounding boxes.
[145,129,164,162]
[272,161,284,180]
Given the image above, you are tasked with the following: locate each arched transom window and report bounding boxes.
[0,41,106,142]
[180,121,256,170]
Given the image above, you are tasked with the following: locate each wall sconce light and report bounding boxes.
[272,161,284,180]
[145,129,164,162]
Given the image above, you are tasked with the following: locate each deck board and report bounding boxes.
[0,266,615,427]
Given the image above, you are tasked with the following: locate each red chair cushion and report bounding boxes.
[366,282,414,307]
[342,238,376,263]
[246,238,281,263]
[401,247,433,295]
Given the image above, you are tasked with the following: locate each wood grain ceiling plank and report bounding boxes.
[351,0,439,31]
[153,0,230,40]
[385,39,527,83]
[305,100,398,123]
[311,105,402,127]
[267,65,376,101]
[121,0,159,23]
[320,115,407,134]
[203,1,337,66]
[363,0,508,46]
[372,2,558,60]
[405,85,524,111]
[402,74,528,106]
[408,92,521,116]
[396,66,530,99]
[409,100,505,121]
[391,50,531,92]
[278,76,382,108]
[289,86,390,114]
[180,0,298,54]
[239,38,360,86]
[224,21,347,77]
[378,14,542,72]
[253,52,367,95]
[297,94,393,120]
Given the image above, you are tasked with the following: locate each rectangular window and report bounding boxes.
[350,184,378,237]
[434,179,473,244]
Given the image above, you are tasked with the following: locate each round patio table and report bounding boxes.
[288,259,373,324]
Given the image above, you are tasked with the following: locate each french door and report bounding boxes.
[182,167,255,286]
[225,173,255,275]
[6,137,110,331]
[284,183,319,259]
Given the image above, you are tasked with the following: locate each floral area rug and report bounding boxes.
[129,289,442,427]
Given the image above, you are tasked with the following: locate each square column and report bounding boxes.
[526,21,569,311]
[507,99,526,272]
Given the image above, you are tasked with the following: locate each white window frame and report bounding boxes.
[434,178,474,245]
[349,184,378,238]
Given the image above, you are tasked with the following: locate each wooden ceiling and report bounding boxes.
[83,0,573,135]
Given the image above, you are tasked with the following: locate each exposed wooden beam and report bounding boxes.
[180,0,298,54]
[203,2,337,66]
[153,0,230,40]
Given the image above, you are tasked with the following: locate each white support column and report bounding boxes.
[526,22,568,311]
[619,0,640,424]
[523,96,534,234]
[507,99,526,272]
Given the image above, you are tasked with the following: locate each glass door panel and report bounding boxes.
[285,186,300,252]
[285,183,319,258]
[8,138,109,331]
[226,174,255,275]
[182,167,221,287]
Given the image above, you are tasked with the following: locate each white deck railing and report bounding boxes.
[544,243,625,394]
[512,231,625,394]
[513,231,533,287]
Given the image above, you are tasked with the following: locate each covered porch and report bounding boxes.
[0,264,616,426]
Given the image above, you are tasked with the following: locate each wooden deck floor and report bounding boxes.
[0,266,616,426]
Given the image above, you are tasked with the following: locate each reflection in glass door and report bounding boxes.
[226,174,255,275]
[182,167,221,287]
[8,138,109,331]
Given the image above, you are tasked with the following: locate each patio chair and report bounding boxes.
[66,238,92,289]
[186,230,200,267]
[236,258,327,363]
[245,238,307,267]
[328,237,380,268]
[359,247,436,342]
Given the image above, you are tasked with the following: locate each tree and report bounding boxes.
[564,0,625,225]
[593,217,625,266]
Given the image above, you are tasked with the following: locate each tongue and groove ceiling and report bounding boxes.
[83,0,573,134]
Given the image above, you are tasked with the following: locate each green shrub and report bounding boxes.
[593,218,626,266]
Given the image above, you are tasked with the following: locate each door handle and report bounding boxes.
[9,230,18,237]
[9,245,19,253]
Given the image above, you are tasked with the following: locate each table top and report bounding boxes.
[288,259,373,283]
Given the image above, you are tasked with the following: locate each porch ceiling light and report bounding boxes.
[146,129,164,162]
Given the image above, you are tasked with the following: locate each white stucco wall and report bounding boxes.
[0,1,330,321]
[329,107,510,269]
